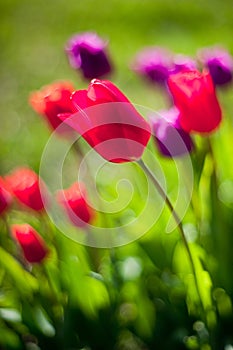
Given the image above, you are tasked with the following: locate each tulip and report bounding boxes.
[59,79,151,163]
[5,167,47,211]
[29,81,75,131]
[198,47,233,86]
[152,107,193,157]
[170,54,197,74]
[167,70,222,133]
[57,182,95,227]
[11,224,48,263]
[65,32,112,79]
[132,47,173,85]
[0,177,12,216]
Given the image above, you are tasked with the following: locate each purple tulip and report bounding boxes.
[170,54,197,74]
[198,47,233,86]
[132,47,173,85]
[65,32,112,80]
[151,107,194,157]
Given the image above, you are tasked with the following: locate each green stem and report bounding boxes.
[41,263,60,304]
[207,137,232,291]
[72,139,86,161]
[137,158,202,308]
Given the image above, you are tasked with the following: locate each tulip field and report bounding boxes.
[1,0,233,349]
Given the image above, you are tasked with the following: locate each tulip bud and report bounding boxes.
[57,182,95,228]
[11,224,48,263]
[5,167,47,212]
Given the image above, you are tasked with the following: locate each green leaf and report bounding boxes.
[33,306,56,337]
[0,308,21,323]
[73,275,110,318]
[0,320,21,349]
[213,288,232,317]
[173,242,216,326]
[0,247,38,297]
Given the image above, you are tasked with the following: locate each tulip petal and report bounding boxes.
[88,79,130,104]
[168,70,222,133]
[62,80,151,162]
[71,89,89,111]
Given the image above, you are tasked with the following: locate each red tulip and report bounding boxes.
[29,81,75,131]
[57,182,95,227]
[5,167,47,212]
[167,70,222,133]
[59,79,151,163]
[0,177,12,216]
[11,224,48,263]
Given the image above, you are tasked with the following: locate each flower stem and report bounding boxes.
[137,158,202,308]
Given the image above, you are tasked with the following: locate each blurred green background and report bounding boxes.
[1,1,233,349]
[1,0,233,173]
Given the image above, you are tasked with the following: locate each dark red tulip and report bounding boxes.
[65,32,112,80]
[11,224,48,263]
[57,182,95,227]
[198,46,233,86]
[168,70,222,133]
[132,47,173,85]
[29,81,75,131]
[152,107,193,157]
[5,167,47,212]
[59,79,151,163]
[132,47,197,86]
[0,177,12,216]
